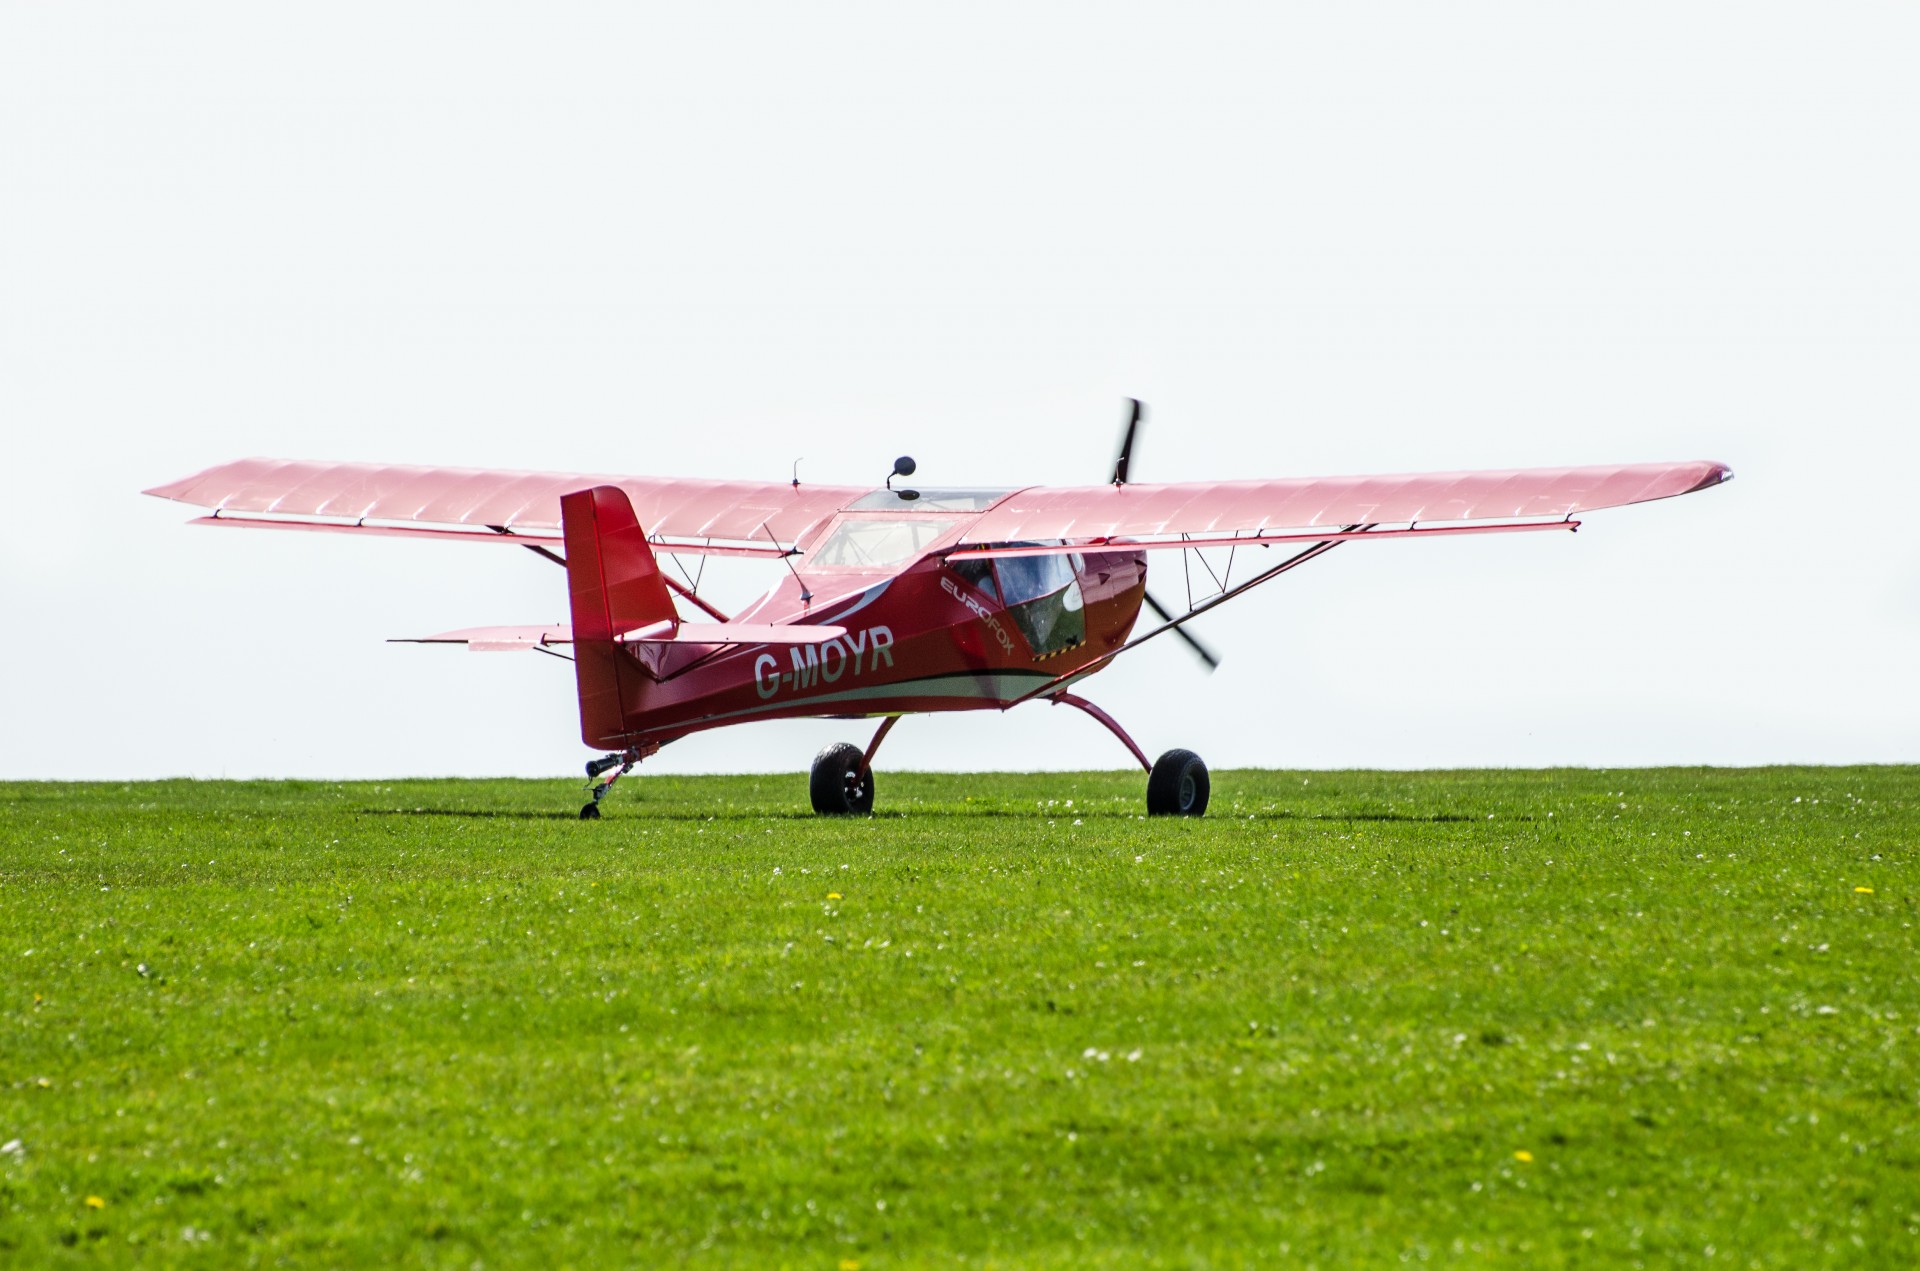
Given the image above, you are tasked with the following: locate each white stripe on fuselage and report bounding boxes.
[696,670,1054,728]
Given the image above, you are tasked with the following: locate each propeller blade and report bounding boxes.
[1144,589,1221,671]
[1114,402,1214,669]
[1110,398,1143,485]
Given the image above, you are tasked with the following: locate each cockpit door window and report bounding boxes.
[950,556,1000,603]
[993,547,1086,659]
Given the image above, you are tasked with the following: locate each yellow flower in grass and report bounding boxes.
[1855,886,1874,894]
[827,892,843,901]
[1513,1150,1533,1163]
[85,1196,106,1209]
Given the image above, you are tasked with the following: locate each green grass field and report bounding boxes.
[2,767,1915,1267]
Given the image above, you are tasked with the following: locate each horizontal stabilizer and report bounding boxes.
[618,621,846,646]
[393,626,572,652]
[393,622,848,651]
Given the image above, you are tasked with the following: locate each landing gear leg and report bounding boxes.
[1049,692,1209,817]
[1050,693,1152,772]
[579,742,660,820]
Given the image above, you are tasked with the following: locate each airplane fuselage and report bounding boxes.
[593,541,1147,749]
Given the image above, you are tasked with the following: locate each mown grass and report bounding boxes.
[1,767,1915,1268]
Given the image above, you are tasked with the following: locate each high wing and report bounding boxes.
[143,458,866,554]
[947,460,1731,558]
[963,458,1734,703]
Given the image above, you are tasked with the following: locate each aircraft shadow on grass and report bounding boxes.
[361,806,831,822]
[360,808,592,822]
[1269,810,1490,824]
[358,806,1498,825]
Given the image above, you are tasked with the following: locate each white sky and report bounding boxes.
[3,3,1914,780]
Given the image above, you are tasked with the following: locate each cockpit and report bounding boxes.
[803,488,1013,569]
[798,487,1089,658]
[807,517,963,568]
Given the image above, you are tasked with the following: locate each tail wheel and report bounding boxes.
[1146,749,1210,817]
[809,742,875,816]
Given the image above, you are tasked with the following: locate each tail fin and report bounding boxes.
[561,486,677,747]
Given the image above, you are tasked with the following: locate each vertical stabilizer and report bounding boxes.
[561,486,676,747]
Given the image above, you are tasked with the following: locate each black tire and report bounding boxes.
[1146,749,1209,817]
[579,802,602,820]
[809,742,875,816]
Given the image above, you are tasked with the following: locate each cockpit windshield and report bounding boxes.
[847,488,1011,513]
[807,517,960,569]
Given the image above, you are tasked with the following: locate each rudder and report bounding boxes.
[561,486,676,748]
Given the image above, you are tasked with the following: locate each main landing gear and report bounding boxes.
[1048,693,1209,818]
[810,716,898,815]
[1145,747,1210,817]
[809,742,875,815]
[578,742,659,819]
[804,703,1210,818]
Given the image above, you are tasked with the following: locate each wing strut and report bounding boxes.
[489,524,567,568]
[663,575,731,623]
[1105,397,1217,672]
[1007,528,1365,708]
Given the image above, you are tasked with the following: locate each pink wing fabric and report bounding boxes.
[144,459,866,544]
[964,461,1731,542]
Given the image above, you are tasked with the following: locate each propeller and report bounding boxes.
[1109,397,1222,673]
[1143,590,1222,672]
[1111,398,1143,486]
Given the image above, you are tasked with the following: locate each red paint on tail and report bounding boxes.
[561,486,676,747]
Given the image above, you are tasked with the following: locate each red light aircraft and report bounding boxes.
[145,402,1731,819]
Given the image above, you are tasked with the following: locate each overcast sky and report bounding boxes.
[3,3,1914,781]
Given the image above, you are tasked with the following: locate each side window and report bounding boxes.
[996,552,1074,605]
[993,548,1086,659]
[950,557,1000,603]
